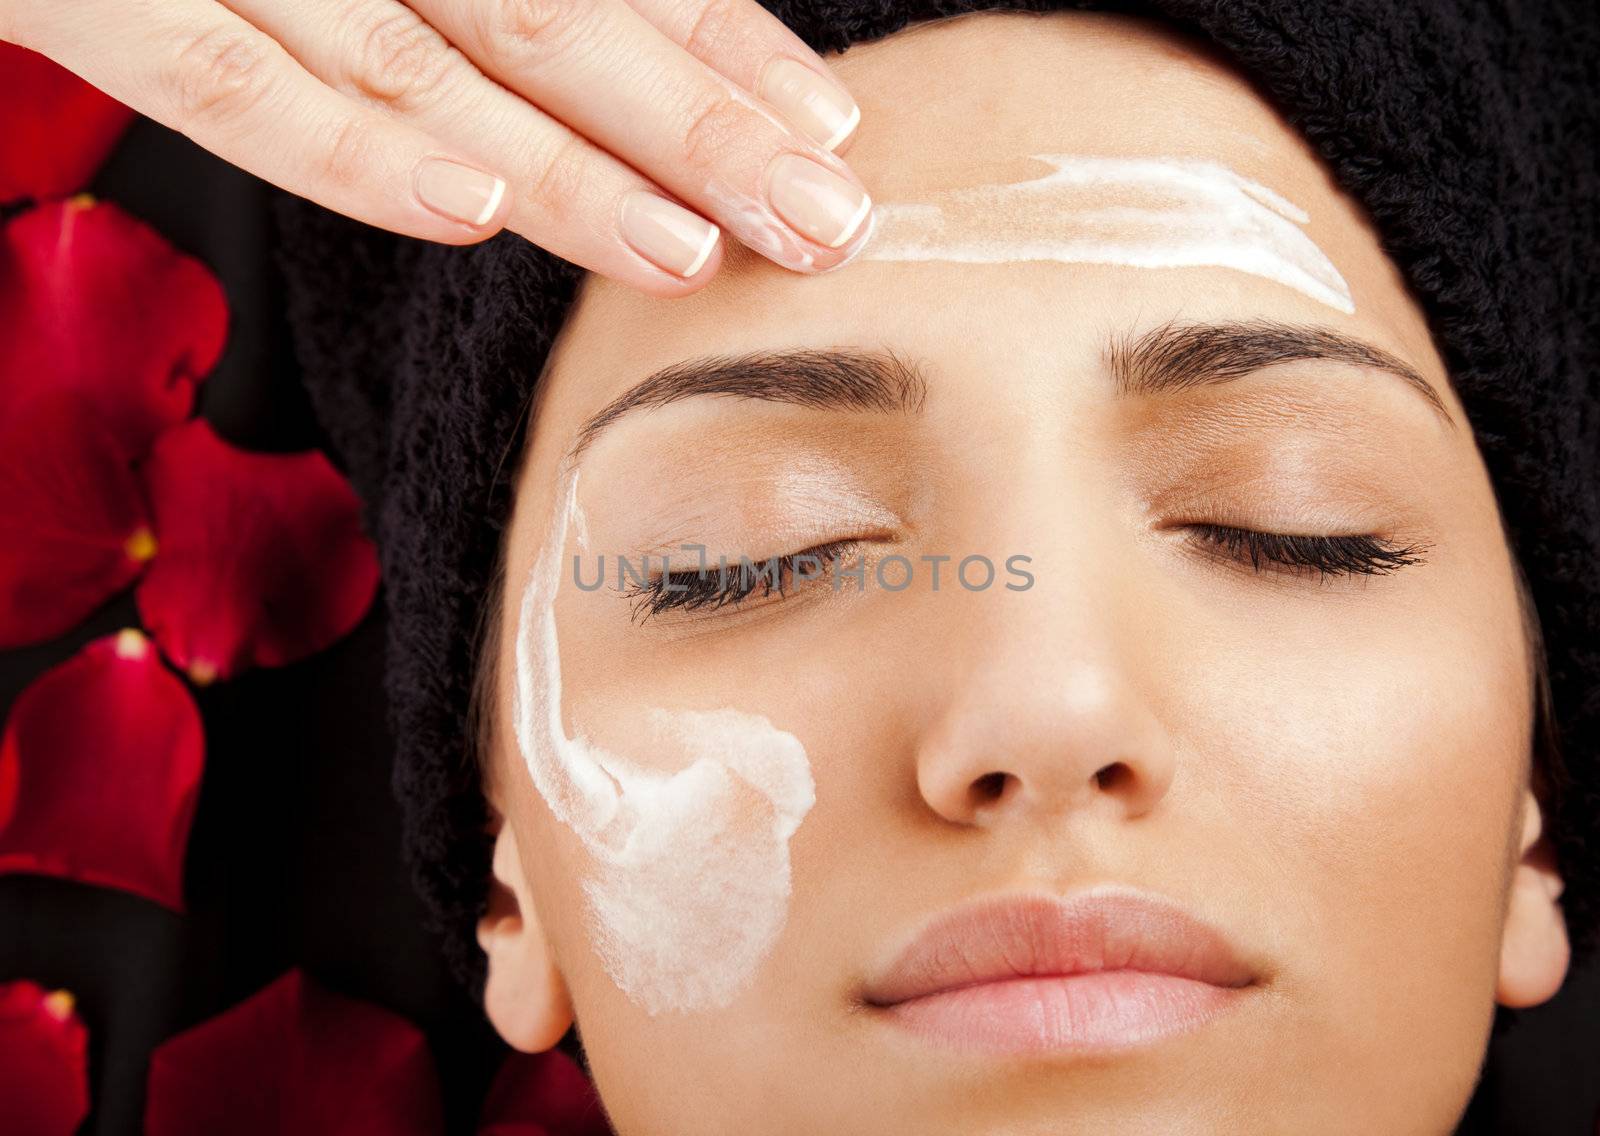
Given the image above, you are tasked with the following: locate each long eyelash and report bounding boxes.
[624,540,858,621]
[1188,523,1429,578]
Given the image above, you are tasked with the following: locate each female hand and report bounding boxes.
[0,0,872,292]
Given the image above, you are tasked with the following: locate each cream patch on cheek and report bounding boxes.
[511,466,816,1015]
[858,154,1356,314]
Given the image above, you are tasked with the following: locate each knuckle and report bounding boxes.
[345,4,457,109]
[484,0,589,68]
[521,131,588,226]
[319,114,381,193]
[171,25,277,128]
[678,90,751,170]
[682,0,741,59]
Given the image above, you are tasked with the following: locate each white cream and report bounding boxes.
[512,465,816,1015]
[857,154,1355,314]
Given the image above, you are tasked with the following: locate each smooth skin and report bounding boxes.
[477,10,1570,1135]
[0,0,872,291]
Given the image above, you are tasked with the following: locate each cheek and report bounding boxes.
[505,698,822,1136]
[518,629,815,1030]
[1247,646,1522,956]
[509,469,819,1025]
[1193,557,1529,1070]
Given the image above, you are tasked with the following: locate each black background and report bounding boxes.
[1,118,1596,1135]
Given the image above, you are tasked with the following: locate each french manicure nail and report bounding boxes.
[415,158,506,226]
[620,191,721,277]
[766,152,872,249]
[758,58,860,151]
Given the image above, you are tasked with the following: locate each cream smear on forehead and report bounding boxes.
[512,465,816,1016]
[857,153,1355,314]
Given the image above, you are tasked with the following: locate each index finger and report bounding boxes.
[624,0,860,152]
[423,0,874,274]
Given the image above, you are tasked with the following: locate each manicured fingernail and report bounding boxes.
[415,158,506,226]
[619,191,720,277]
[758,58,860,151]
[766,153,871,249]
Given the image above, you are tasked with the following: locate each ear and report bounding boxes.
[1496,786,1570,1008]
[477,811,575,1051]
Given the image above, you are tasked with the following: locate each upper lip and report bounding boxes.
[860,887,1259,1007]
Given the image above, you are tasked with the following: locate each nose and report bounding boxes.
[913,577,1178,830]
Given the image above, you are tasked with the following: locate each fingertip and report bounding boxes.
[677,219,722,279]
[830,117,861,158]
[617,189,726,287]
[801,198,878,276]
[622,244,725,298]
[423,224,509,247]
[414,156,510,234]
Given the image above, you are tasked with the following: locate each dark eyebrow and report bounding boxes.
[1107,319,1454,428]
[567,346,928,460]
[567,320,1450,460]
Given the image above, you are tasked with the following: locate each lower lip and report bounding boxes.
[877,971,1249,1055]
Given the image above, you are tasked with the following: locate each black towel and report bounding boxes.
[274,0,1600,995]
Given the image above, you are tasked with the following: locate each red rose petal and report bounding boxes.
[146,969,444,1136]
[478,1050,614,1136]
[0,981,90,1136]
[0,389,154,648]
[0,629,202,910]
[0,197,227,460]
[0,43,134,204]
[135,419,380,683]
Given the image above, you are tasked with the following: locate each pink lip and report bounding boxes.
[859,888,1260,1055]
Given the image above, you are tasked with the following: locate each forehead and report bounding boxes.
[532,7,1443,453]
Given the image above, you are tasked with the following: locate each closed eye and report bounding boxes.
[623,540,859,622]
[1183,523,1430,579]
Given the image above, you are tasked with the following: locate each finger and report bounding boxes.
[225,0,725,292]
[623,0,860,153]
[416,0,875,274]
[10,0,511,243]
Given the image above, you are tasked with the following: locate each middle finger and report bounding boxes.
[417,0,875,272]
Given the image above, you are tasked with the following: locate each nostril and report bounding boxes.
[972,771,1009,802]
[1095,762,1131,792]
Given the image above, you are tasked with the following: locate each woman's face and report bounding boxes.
[477,10,1569,1134]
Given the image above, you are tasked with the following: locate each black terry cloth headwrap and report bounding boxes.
[275,0,1600,995]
